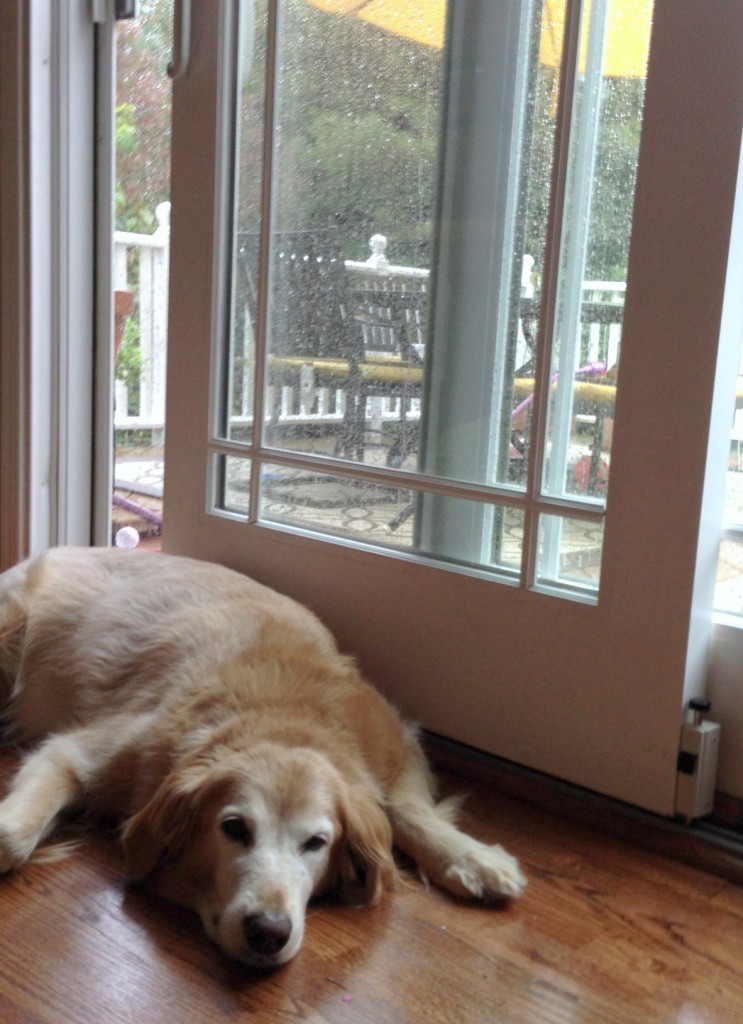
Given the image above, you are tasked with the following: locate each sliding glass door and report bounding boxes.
[162,0,743,815]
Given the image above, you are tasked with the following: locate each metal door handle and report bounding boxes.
[167,0,192,80]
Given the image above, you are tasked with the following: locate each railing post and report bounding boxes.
[150,202,170,444]
[366,233,389,272]
[138,240,154,423]
[113,238,131,418]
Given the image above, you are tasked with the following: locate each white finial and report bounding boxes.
[521,254,535,297]
[367,234,389,271]
[154,201,171,239]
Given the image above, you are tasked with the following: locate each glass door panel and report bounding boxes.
[215,0,652,598]
[541,0,650,507]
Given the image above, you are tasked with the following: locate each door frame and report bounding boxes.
[0,0,99,568]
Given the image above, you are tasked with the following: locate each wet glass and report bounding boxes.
[224,0,560,478]
[214,454,252,519]
[541,0,652,502]
[536,513,605,593]
[214,452,525,581]
[218,0,653,595]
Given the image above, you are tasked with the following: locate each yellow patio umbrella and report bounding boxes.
[305,0,652,77]
[540,0,652,78]
[305,0,446,50]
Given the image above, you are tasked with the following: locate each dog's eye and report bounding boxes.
[302,834,328,854]
[221,816,252,845]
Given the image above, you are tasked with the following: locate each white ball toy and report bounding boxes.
[115,526,140,549]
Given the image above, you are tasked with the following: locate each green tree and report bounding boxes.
[237,1,443,266]
[117,0,641,281]
[116,0,173,233]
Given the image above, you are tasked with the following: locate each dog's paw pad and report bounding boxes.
[444,845,527,901]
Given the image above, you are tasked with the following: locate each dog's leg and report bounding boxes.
[0,733,89,872]
[387,742,526,901]
[0,559,31,706]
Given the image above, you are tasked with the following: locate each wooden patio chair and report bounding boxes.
[235,229,427,463]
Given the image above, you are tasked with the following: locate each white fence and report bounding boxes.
[114,202,170,436]
[113,206,624,437]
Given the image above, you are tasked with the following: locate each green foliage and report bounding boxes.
[586,77,646,280]
[516,70,644,286]
[115,316,143,415]
[115,0,172,234]
[237,0,442,266]
[119,0,641,282]
[116,103,138,154]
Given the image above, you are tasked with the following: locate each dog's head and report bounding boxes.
[121,743,396,968]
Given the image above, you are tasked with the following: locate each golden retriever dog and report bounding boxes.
[0,546,525,968]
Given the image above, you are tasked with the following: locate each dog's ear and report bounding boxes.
[121,761,231,881]
[335,780,397,905]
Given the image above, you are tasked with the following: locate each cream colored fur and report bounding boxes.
[0,547,525,968]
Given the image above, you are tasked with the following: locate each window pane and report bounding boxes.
[213,454,252,518]
[224,0,560,488]
[261,2,442,471]
[215,0,653,595]
[542,0,652,502]
[536,513,604,597]
[258,462,524,578]
[223,1,269,444]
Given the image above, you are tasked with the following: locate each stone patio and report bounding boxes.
[113,448,603,583]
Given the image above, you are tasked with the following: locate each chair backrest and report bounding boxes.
[349,286,428,363]
[236,228,351,358]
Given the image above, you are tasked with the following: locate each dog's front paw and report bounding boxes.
[443,843,527,901]
[0,821,34,874]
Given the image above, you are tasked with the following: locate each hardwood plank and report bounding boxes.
[428,733,743,887]
[0,757,741,1023]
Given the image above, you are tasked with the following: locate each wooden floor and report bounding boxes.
[1,756,742,1024]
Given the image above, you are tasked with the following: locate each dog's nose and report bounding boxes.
[243,912,292,956]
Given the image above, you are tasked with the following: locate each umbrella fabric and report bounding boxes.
[305,0,446,49]
[306,0,652,78]
[541,0,652,78]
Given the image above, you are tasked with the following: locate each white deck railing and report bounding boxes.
[113,204,625,437]
[114,202,170,436]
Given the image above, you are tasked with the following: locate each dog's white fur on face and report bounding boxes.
[0,547,525,968]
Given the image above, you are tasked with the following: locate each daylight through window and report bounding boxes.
[207,0,654,600]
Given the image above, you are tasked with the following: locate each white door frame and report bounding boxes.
[0,0,100,568]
